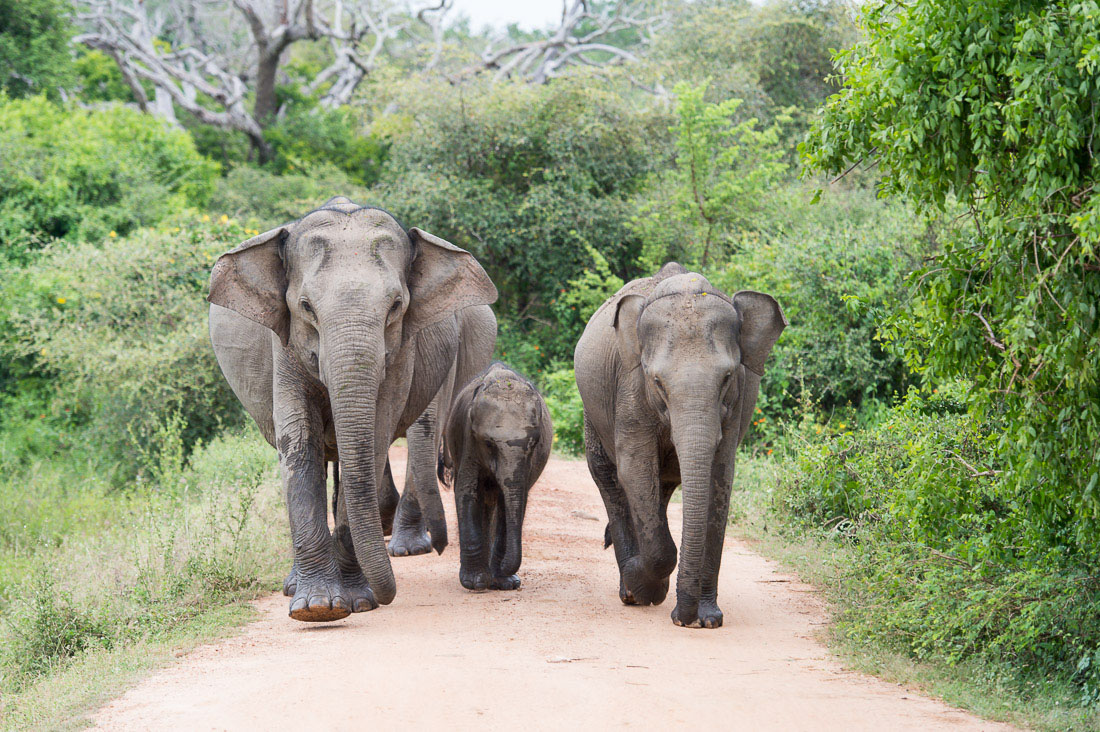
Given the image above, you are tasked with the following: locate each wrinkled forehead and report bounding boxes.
[639,293,740,344]
[286,208,410,270]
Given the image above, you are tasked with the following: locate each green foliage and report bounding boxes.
[776,384,1100,701]
[261,94,387,185]
[377,76,671,365]
[803,0,1100,558]
[0,96,219,261]
[187,91,388,185]
[73,49,137,104]
[541,368,584,456]
[208,164,372,229]
[708,189,925,419]
[0,0,73,99]
[636,81,788,268]
[0,216,247,483]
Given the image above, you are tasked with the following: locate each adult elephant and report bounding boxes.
[574,263,785,629]
[208,197,496,621]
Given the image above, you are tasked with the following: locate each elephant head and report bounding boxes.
[612,267,785,616]
[208,198,496,605]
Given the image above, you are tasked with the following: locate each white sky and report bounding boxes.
[453,0,566,32]
[452,0,767,32]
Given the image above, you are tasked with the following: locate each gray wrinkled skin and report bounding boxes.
[574,262,786,629]
[208,197,496,622]
[442,363,552,592]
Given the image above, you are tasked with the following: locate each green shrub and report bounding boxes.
[707,188,926,422]
[375,75,672,364]
[0,96,218,261]
[261,98,387,186]
[541,368,584,456]
[208,164,371,230]
[775,384,1100,698]
[4,578,113,684]
[0,0,74,100]
[0,216,248,482]
[803,0,1100,562]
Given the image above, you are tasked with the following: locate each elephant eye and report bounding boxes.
[390,298,402,313]
[653,376,666,395]
[300,299,314,315]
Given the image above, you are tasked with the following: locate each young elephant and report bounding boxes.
[442,363,551,591]
[574,263,786,629]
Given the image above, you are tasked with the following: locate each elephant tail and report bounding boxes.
[604,522,613,550]
[437,444,453,488]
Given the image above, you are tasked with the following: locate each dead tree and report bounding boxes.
[74,0,452,160]
[472,0,666,84]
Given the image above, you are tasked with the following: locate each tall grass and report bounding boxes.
[0,425,288,725]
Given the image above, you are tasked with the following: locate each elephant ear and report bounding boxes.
[403,227,498,337]
[612,294,645,368]
[733,290,787,374]
[208,226,291,345]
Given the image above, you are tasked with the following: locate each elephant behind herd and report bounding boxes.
[207,197,784,628]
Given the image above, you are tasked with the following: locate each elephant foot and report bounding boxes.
[619,577,638,605]
[460,567,492,591]
[282,563,298,597]
[388,525,433,556]
[288,568,376,622]
[620,558,670,606]
[491,574,521,590]
[671,599,721,629]
[698,600,723,629]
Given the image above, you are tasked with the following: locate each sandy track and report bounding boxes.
[94,450,1014,731]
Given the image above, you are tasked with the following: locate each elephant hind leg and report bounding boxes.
[584,416,641,605]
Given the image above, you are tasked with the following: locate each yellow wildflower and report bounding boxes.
[108,231,117,238]
[201,214,210,222]
[219,214,230,224]
[56,297,66,304]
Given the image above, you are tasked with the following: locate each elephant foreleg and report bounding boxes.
[488,495,520,590]
[697,458,736,629]
[455,460,491,591]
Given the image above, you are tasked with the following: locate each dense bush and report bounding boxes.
[541,368,584,456]
[0,216,248,482]
[707,188,926,419]
[776,384,1100,700]
[0,427,283,696]
[803,0,1100,558]
[0,96,218,261]
[0,0,73,99]
[374,76,671,364]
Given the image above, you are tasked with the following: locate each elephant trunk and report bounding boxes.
[326,326,397,605]
[499,481,528,577]
[670,403,720,612]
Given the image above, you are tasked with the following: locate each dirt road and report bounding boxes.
[94,450,1013,730]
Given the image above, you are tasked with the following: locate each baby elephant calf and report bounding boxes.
[441,362,551,591]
